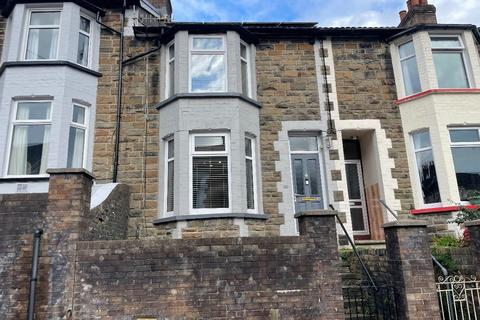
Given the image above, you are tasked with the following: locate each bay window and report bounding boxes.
[449,128,480,201]
[67,104,88,168]
[240,42,250,97]
[25,11,60,60]
[399,41,421,96]
[191,134,230,212]
[165,138,174,213]
[431,36,469,88]
[190,36,226,93]
[77,16,91,66]
[166,42,175,98]
[411,130,440,205]
[8,101,51,176]
[245,137,256,211]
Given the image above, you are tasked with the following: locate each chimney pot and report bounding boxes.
[399,10,407,21]
[407,0,412,10]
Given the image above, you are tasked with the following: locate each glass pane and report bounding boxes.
[431,37,462,49]
[80,16,90,33]
[193,37,223,50]
[168,44,175,59]
[293,159,304,195]
[191,54,225,92]
[451,147,480,201]
[17,102,51,120]
[30,12,60,25]
[307,159,320,195]
[168,61,175,97]
[77,33,89,66]
[67,127,85,168]
[415,149,440,204]
[433,52,469,88]
[289,136,318,152]
[401,57,421,95]
[351,208,366,231]
[245,138,252,157]
[450,129,480,143]
[72,105,85,124]
[195,136,225,152]
[192,157,229,209]
[26,28,59,59]
[241,60,249,96]
[167,139,174,159]
[246,158,254,209]
[8,125,50,175]
[167,160,174,212]
[412,131,431,150]
[399,41,415,59]
[240,43,247,59]
[346,163,361,200]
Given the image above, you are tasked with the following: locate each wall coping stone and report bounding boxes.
[46,168,95,180]
[382,219,428,229]
[153,213,269,225]
[155,92,263,110]
[294,210,337,218]
[465,219,480,227]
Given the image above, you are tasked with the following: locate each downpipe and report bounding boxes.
[27,229,43,320]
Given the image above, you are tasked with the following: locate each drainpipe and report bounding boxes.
[112,0,126,183]
[27,229,43,320]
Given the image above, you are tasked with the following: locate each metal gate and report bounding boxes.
[437,275,480,320]
[343,285,398,319]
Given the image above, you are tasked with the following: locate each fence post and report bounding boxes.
[383,220,441,319]
[465,219,480,277]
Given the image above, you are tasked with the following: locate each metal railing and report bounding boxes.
[343,285,398,320]
[437,275,480,320]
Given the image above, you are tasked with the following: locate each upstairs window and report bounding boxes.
[166,42,175,98]
[190,36,226,93]
[25,11,60,60]
[399,41,421,96]
[8,101,51,176]
[191,134,230,213]
[77,16,91,66]
[431,36,469,88]
[240,42,251,97]
[67,104,88,168]
[245,137,256,211]
[449,128,480,201]
[411,131,440,205]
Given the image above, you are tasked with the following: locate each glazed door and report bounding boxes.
[291,154,324,213]
[345,160,370,235]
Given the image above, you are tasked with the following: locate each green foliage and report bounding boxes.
[431,235,461,274]
[339,248,352,260]
[448,206,480,225]
[431,235,461,248]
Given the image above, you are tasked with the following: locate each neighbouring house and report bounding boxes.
[1,0,480,241]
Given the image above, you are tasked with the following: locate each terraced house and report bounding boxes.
[1,0,480,318]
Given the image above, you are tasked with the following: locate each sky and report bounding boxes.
[170,0,480,27]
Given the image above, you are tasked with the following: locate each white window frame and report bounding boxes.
[22,8,61,61]
[245,136,257,213]
[188,34,227,93]
[398,39,421,97]
[5,100,52,178]
[77,14,93,68]
[448,127,480,203]
[67,104,89,168]
[189,132,232,214]
[240,41,251,97]
[410,130,441,208]
[165,41,175,98]
[430,34,471,88]
[163,136,175,216]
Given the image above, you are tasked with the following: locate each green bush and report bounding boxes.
[431,235,461,248]
[431,235,461,274]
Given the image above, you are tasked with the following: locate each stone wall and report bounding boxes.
[332,38,414,215]
[255,39,321,236]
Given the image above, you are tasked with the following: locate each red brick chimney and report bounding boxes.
[399,0,437,27]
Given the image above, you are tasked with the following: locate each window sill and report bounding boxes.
[410,205,478,215]
[155,92,262,110]
[395,88,480,105]
[0,176,49,183]
[0,60,102,78]
[153,212,268,225]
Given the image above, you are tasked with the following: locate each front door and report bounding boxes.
[291,153,324,213]
[345,160,370,235]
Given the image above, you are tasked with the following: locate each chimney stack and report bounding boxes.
[399,0,437,27]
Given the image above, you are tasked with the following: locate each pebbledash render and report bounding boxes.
[0,0,480,241]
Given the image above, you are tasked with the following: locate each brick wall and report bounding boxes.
[332,38,414,215]
[255,39,320,236]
